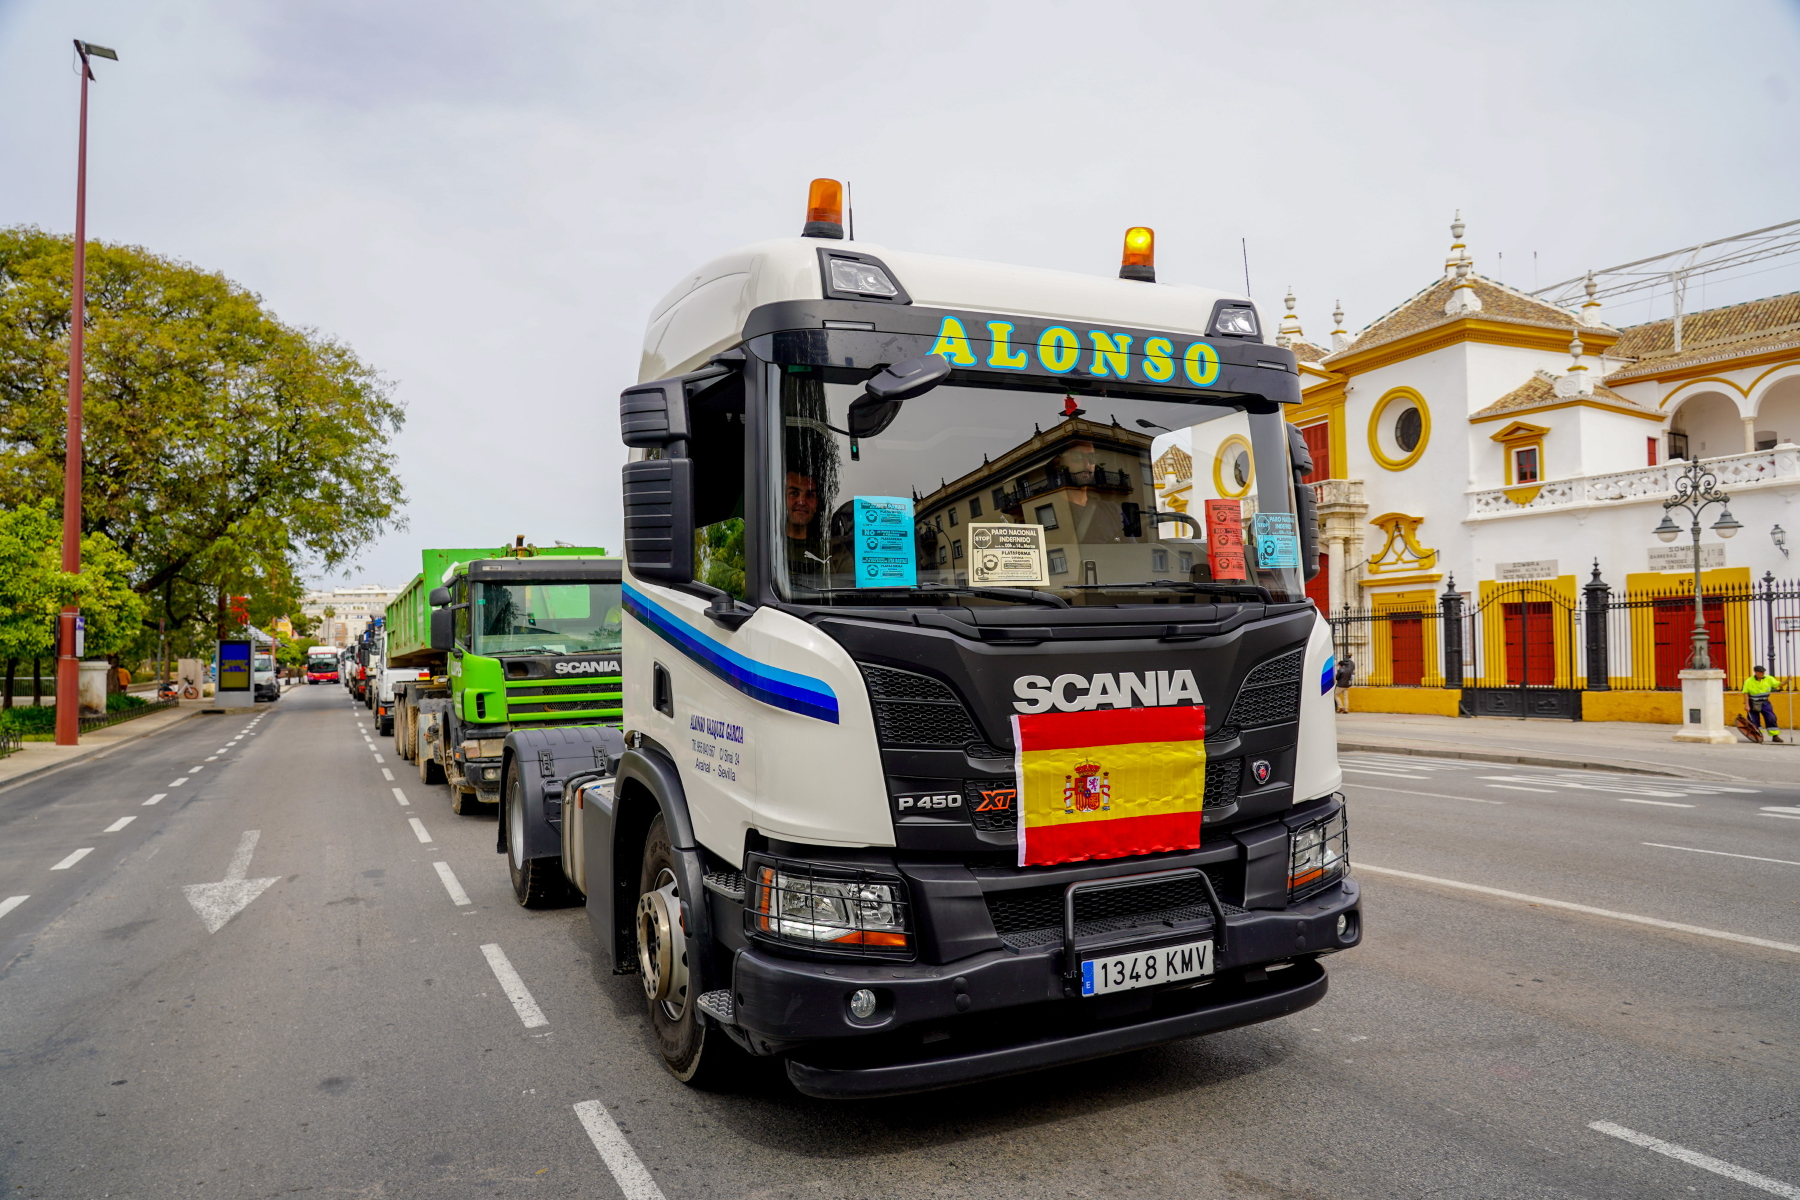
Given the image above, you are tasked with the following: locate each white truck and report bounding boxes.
[532,181,1357,1098]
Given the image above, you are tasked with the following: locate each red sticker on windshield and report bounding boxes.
[1205,500,1246,581]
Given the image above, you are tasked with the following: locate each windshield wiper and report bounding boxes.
[1068,579,1272,602]
[797,584,1069,608]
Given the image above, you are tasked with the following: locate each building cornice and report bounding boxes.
[1608,346,1800,390]
[1325,317,1621,378]
[1468,396,1666,424]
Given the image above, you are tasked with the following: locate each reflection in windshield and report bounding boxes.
[473,583,624,655]
[777,370,1301,604]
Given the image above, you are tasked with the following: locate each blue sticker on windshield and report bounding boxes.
[1251,512,1300,569]
[854,496,918,588]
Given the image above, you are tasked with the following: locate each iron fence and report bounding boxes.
[1328,569,1800,707]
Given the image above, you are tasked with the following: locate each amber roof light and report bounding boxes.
[1120,226,1155,282]
[803,179,845,239]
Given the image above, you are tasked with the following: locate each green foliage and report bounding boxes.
[697,518,746,600]
[276,635,320,671]
[0,226,406,654]
[0,501,143,662]
[0,691,146,739]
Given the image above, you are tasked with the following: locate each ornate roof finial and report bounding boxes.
[1445,250,1483,314]
[1277,285,1303,347]
[1555,329,1594,397]
[1580,269,1603,326]
[1445,209,1470,277]
[1330,300,1353,353]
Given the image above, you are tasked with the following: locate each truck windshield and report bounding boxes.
[472,582,624,655]
[773,367,1303,604]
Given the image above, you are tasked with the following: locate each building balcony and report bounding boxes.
[996,466,1136,510]
[1312,478,1366,509]
[1468,445,1800,520]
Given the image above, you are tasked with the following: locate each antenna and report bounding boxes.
[846,180,854,241]
[1241,238,1251,297]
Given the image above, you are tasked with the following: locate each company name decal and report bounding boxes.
[1012,670,1202,714]
[555,659,621,675]
[929,315,1223,389]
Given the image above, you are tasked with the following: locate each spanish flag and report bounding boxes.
[1012,706,1206,868]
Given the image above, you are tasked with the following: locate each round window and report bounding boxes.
[1394,406,1422,453]
[1232,449,1251,489]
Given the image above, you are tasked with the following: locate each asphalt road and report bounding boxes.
[1,687,1796,1199]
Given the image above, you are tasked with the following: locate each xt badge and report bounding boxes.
[1250,759,1273,786]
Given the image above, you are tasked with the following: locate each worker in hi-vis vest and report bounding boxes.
[1743,665,1784,743]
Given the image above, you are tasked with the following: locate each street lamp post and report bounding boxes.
[1654,457,1740,743]
[55,39,117,747]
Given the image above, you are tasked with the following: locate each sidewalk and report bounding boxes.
[1336,711,1800,782]
[0,702,218,792]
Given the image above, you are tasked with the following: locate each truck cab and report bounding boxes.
[566,184,1357,1097]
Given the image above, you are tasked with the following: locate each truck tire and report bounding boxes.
[505,770,575,908]
[637,815,740,1086]
[451,787,486,816]
[418,746,445,786]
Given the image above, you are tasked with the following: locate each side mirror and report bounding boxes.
[429,608,454,652]
[428,586,451,608]
[845,355,951,440]
[619,380,691,449]
[622,458,694,584]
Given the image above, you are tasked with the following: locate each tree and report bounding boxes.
[0,227,406,654]
[0,502,144,706]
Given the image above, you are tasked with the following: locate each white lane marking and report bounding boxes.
[408,817,432,843]
[1762,806,1800,814]
[51,848,94,870]
[480,943,548,1028]
[1617,798,1695,808]
[0,896,29,921]
[205,756,218,762]
[187,766,203,774]
[1341,783,1506,805]
[392,787,410,807]
[573,1100,667,1200]
[1480,774,1691,799]
[381,768,394,780]
[1359,864,1800,954]
[1764,813,1800,820]
[373,754,385,763]
[1340,767,1428,780]
[433,861,472,906]
[1485,784,1555,793]
[1644,842,1800,867]
[1589,1121,1800,1198]
[142,793,167,806]
[103,816,137,833]
[169,778,186,787]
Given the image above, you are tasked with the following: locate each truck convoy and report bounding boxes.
[515,181,1357,1098]
[386,544,622,814]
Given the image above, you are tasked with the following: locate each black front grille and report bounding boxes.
[1227,649,1304,729]
[966,779,1019,830]
[984,872,1244,948]
[510,700,623,715]
[1205,757,1241,807]
[506,683,622,698]
[862,664,984,748]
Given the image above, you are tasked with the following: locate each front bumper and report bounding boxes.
[727,876,1358,1097]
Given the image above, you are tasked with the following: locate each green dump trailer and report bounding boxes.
[387,542,622,813]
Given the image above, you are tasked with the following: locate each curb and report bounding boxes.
[0,708,211,795]
[1335,740,1703,779]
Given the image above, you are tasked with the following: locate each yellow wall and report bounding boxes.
[1346,687,1461,716]
[1617,568,1753,688]
[1473,576,1576,687]
[1582,689,1775,726]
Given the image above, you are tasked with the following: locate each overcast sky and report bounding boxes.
[3,0,1798,592]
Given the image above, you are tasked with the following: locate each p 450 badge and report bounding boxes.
[893,791,963,815]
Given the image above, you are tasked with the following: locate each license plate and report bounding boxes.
[1081,939,1213,996]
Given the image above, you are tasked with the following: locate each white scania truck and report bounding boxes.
[551,182,1357,1097]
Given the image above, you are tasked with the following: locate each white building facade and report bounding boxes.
[301,585,399,648]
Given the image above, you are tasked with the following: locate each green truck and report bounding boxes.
[386,542,623,813]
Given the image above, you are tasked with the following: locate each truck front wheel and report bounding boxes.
[637,815,739,1086]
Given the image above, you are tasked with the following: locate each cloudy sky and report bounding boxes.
[3,0,1798,591]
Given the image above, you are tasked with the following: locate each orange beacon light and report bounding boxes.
[803,179,845,239]
[1120,226,1155,282]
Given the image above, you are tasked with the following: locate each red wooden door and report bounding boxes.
[1300,422,1331,483]
[1306,551,1331,611]
[1390,614,1424,686]
[1503,602,1556,685]
[1653,597,1726,688]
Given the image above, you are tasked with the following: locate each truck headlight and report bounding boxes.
[745,857,912,957]
[1288,807,1349,902]
[1210,303,1260,338]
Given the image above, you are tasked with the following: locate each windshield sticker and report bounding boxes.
[1250,512,1300,569]
[929,314,1232,390]
[853,496,918,588]
[1204,500,1247,581]
[968,523,1049,586]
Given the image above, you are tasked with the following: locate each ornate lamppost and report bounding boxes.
[1653,458,1740,742]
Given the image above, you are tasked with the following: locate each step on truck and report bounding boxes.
[386,543,623,816]
[552,181,1359,1098]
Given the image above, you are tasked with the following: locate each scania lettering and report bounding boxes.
[384,543,623,852]
[554,184,1356,1097]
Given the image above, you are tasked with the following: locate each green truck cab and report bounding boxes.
[386,544,622,813]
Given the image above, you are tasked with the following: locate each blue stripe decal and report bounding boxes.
[1321,654,1336,695]
[622,583,840,724]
